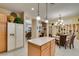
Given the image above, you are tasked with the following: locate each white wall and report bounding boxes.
[0,8,11,15]
[0,8,23,17]
[63,18,79,24]
[49,16,79,25]
[49,16,79,35]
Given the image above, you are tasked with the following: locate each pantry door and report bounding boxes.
[0,23,7,52]
[7,23,16,51]
[0,14,7,52]
[15,24,24,48]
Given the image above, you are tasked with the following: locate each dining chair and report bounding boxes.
[65,34,75,49]
[49,34,52,37]
[69,35,75,49]
[59,35,67,49]
[55,36,60,46]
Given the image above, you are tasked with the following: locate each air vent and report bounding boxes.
[50,3,55,4]
[49,3,55,6]
[50,3,55,5]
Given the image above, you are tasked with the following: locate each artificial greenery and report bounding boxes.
[8,12,23,24]
[14,17,23,24]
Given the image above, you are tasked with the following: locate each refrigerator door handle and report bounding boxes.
[10,33,15,36]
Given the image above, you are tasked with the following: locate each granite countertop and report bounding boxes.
[28,37,55,46]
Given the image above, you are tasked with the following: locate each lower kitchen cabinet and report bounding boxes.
[41,42,51,56]
[51,40,55,56]
[28,38,55,56]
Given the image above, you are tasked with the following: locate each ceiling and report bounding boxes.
[0,3,79,20]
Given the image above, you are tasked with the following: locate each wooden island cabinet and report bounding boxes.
[28,37,55,56]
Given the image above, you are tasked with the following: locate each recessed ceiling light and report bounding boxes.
[31,8,34,11]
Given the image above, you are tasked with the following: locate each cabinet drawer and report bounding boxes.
[41,47,50,56]
[41,42,50,51]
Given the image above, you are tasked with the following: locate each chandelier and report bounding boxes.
[55,14,64,26]
[45,3,48,23]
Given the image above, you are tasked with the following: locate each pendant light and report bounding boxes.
[36,3,41,21]
[45,3,48,23]
[55,14,64,26]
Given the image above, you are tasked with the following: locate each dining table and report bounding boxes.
[54,34,68,46]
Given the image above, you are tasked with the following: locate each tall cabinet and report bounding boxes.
[15,24,24,48]
[0,14,7,52]
[7,23,15,51]
[7,22,24,51]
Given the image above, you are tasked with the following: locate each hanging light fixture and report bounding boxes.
[45,3,48,23]
[36,3,41,21]
[58,14,64,25]
[55,14,64,26]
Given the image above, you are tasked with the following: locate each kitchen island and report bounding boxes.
[28,37,55,56]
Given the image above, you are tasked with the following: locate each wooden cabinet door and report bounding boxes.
[28,42,41,56]
[41,47,50,56]
[41,42,51,56]
[15,24,24,48]
[7,23,16,51]
[0,14,7,23]
[51,40,55,56]
[0,23,7,52]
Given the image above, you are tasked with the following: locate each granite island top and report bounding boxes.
[28,37,55,46]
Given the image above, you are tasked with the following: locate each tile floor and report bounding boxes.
[0,41,28,56]
[0,39,79,56]
[55,39,79,56]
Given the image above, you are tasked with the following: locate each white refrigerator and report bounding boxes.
[7,22,24,51]
[15,24,24,48]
